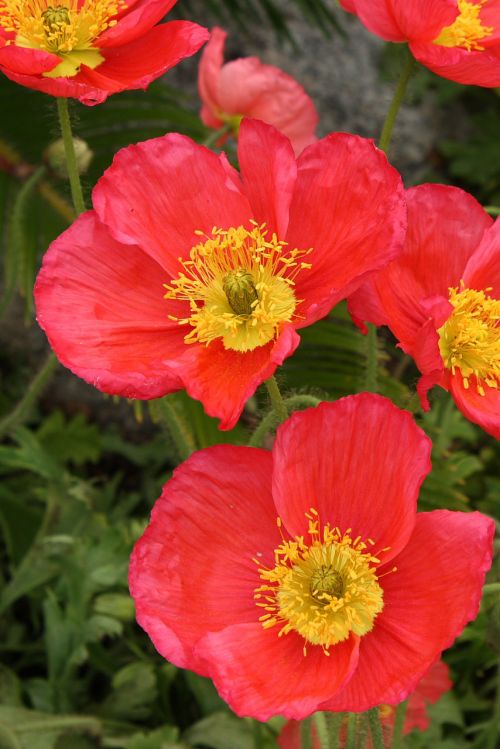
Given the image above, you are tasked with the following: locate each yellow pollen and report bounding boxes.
[254,511,385,653]
[438,283,500,396]
[164,222,313,353]
[434,0,493,51]
[0,0,127,77]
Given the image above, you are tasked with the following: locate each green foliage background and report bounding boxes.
[1,2,500,748]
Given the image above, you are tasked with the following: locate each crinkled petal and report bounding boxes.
[272,395,431,564]
[82,22,208,92]
[450,375,500,440]
[93,133,251,274]
[342,0,456,42]
[238,119,297,238]
[97,0,178,47]
[196,624,359,721]
[172,325,301,430]
[285,134,406,327]
[129,445,277,675]
[35,211,184,398]
[322,510,493,712]
[0,45,61,75]
[198,26,226,121]
[410,41,500,88]
[463,217,500,296]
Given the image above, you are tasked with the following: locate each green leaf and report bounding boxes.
[184,712,254,749]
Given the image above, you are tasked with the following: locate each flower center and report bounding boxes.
[438,284,500,396]
[164,222,312,353]
[0,0,126,77]
[434,0,493,51]
[254,510,385,654]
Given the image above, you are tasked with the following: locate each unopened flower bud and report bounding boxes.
[44,137,93,178]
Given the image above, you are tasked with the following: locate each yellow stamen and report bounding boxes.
[254,511,385,653]
[438,283,500,396]
[0,0,126,77]
[434,0,493,51]
[164,222,312,353]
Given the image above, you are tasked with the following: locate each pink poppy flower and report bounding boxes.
[198,27,318,155]
[278,660,452,748]
[35,119,405,429]
[0,1,209,104]
[348,183,500,440]
[129,395,493,720]
[340,0,500,87]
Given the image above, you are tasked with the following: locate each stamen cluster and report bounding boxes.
[254,509,386,655]
[434,0,493,51]
[164,222,312,352]
[438,283,500,396]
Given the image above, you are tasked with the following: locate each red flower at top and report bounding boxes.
[340,0,500,87]
[278,660,452,748]
[35,119,405,429]
[0,1,209,104]
[198,27,318,155]
[348,184,500,440]
[129,395,493,720]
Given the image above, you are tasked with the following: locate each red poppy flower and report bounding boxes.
[0,1,209,104]
[278,660,452,748]
[35,119,405,429]
[198,26,318,156]
[340,0,500,87]
[348,183,500,440]
[129,395,493,720]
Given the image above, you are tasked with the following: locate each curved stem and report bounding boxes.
[153,396,197,461]
[265,376,288,424]
[56,97,85,215]
[378,49,415,155]
[391,701,408,749]
[202,123,232,148]
[0,352,58,439]
[248,394,321,447]
[368,708,385,749]
[364,324,378,394]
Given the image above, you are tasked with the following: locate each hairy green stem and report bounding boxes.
[325,713,345,749]
[301,717,312,749]
[345,715,356,749]
[248,394,320,447]
[368,708,385,749]
[378,49,415,155]
[265,375,288,424]
[313,713,329,748]
[0,352,58,439]
[154,396,197,461]
[483,583,500,595]
[391,701,408,748]
[56,97,86,215]
[202,123,232,148]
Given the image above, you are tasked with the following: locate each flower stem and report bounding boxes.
[301,717,312,749]
[345,715,356,749]
[368,708,385,749]
[248,394,320,447]
[391,701,408,748]
[202,123,232,148]
[364,323,378,393]
[325,713,345,749]
[153,395,197,461]
[56,97,86,215]
[483,583,500,595]
[0,352,58,439]
[378,49,415,155]
[265,375,288,424]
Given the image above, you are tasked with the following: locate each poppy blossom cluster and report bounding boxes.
[129,395,493,720]
[198,26,318,156]
[278,660,452,748]
[349,183,500,440]
[0,0,209,104]
[35,118,406,429]
[340,0,500,87]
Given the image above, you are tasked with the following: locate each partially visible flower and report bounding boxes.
[0,1,209,104]
[348,183,500,439]
[340,0,500,87]
[278,660,452,749]
[35,119,405,429]
[129,394,493,720]
[198,27,318,155]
